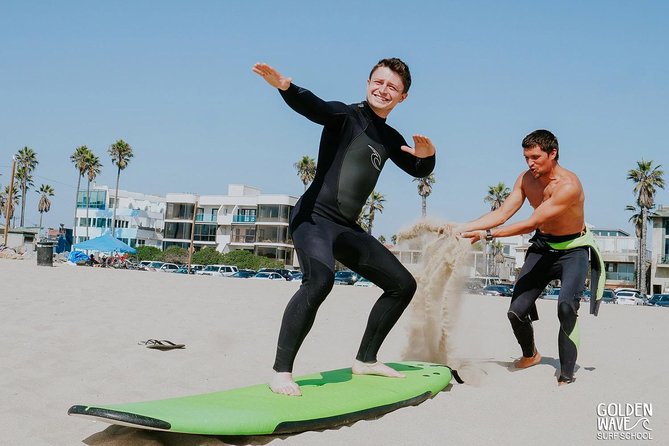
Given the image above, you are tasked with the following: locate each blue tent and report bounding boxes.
[72,233,137,254]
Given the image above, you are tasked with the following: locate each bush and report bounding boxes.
[192,247,223,265]
[136,246,162,262]
[160,246,189,264]
[221,249,284,270]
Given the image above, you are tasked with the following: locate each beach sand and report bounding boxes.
[1,258,667,445]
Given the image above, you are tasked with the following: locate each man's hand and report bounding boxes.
[401,134,436,158]
[460,230,487,245]
[252,63,292,91]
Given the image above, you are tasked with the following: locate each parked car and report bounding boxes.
[158,263,180,273]
[542,287,560,300]
[230,270,256,278]
[602,289,617,304]
[580,289,592,302]
[174,265,202,274]
[353,277,375,287]
[647,294,669,307]
[253,272,284,280]
[144,261,165,271]
[482,284,512,297]
[196,264,239,277]
[289,272,303,282]
[334,270,360,285]
[257,268,294,281]
[615,290,641,305]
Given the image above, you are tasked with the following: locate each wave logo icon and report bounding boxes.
[626,417,652,431]
[368,145,382,172]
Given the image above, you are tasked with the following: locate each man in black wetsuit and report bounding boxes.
[253,59,436,395]
[452,130,603,386]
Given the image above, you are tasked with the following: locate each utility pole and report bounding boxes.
[187,200,198,272]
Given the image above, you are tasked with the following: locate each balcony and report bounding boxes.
[230,235,256,244]
[195,214,217,223]
[233,215,256,223]
[605,272,635,282]
[657,255,669,266]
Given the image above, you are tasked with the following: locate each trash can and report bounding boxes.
[36,242,55,267]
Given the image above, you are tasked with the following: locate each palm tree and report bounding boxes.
[624,203,645,239]
[70,145,92,242]
[627,160,665,292]
[15,146,38,227]
[293,155,316,191]
[83,152,102,239]
[108,139,134,237]
[413,173,435,217]
[14,165,34,226]
[364,191,385,235]
[1,183,21,227]
[37,184,55,237]
[484,182,510,211]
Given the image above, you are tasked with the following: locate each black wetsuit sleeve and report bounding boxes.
[279,83,349,127]
[387,131,436,178]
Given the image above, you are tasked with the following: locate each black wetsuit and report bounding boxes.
[508,230,589,383]
[273,83,435,373]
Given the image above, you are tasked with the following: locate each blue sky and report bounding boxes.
[1,1,668,239]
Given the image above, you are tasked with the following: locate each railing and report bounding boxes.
[659,255,669,264]
[233,215,256,223]
[195,214,217,222]
[605,272,635,282]
[231,235,256,243]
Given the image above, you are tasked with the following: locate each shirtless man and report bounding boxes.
[253,59,436,395]
[453,129,603,385]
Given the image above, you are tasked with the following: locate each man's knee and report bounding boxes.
[507,310,529,328]
[557,301,577,323]
[301,260,335,302]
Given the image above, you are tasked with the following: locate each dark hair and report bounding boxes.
[522,129,559,161]
[369,58,411,93]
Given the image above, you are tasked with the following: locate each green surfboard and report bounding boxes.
[68,361,452,435]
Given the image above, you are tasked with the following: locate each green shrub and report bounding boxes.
[136,246,162,262]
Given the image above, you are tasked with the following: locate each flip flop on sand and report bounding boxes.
[139,339,186,350]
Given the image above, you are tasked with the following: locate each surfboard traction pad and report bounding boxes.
[68,361,453,435]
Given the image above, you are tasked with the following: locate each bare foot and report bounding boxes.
[269,372,301,396]
[352,360,405,378]
[513,350,542,369]
[558,377,575,386]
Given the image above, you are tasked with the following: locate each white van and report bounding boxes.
[196,264,239,277]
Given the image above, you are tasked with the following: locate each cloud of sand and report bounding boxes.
[397,220,471,365]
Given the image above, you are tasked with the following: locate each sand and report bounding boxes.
[1,257,668,445]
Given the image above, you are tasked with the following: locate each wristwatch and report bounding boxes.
[485,229,493,241]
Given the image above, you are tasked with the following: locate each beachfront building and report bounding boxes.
[390,226,639,289]
[74,184,165,248]
[164,185,299,267]
[590,228,639,290]
[650,205,669,294]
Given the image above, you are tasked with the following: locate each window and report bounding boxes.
[256,226,289,243]
[257,205,291,222]
[194,224,217,242]
[166,203,195,220]
[77,190,107,209]
[164,222,193,240]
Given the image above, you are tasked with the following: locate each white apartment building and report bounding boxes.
[650,205,669,294]
[74,184,165,248]
[164,184,299,267]
[391,225,638,289]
